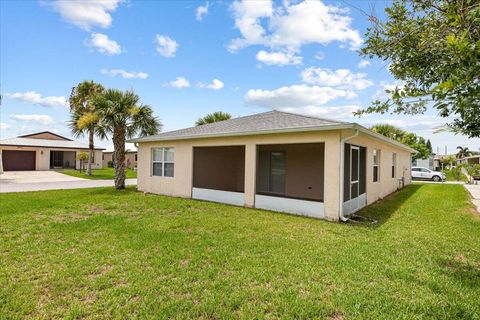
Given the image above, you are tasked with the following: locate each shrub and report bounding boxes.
[107,161,114,168]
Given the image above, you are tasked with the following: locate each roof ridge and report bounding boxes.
[271,109,348,124]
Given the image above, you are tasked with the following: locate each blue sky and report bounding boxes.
[1,0,478,154]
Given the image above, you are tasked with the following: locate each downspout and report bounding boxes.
[339,128,360,222]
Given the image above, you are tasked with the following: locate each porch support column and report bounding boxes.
[323,133,341,221]
[244,142,256,207]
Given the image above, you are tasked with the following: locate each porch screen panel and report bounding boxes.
[343,143,351,201]
[359,147,366,194]
[193,146,245,192]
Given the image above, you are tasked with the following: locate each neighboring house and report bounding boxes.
[102,143,138,168]
[129,111,415,221]
[412,156,434,170]
[457,155,480,166]
[0,131,104,171]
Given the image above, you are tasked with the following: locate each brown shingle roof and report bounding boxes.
[130,110,348,142]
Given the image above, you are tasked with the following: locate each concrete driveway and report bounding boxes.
[0,171,137,193]
[464,184,480,213]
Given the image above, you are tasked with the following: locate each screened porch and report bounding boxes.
[192,146,245,206]
[255,143,325,218]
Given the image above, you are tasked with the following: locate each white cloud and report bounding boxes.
[245,85,355,108]
[87,33,122,55]
[10,114,55,125]
[169,77,191,89]
[0,123,11,130]
[196,2,209,21]
[155,34,178,58]
[50,0,121,31]
[256,50,302,66]
[301,67,373,90]
[358,60,370,68]
[372,81,405,100]
[198,79,224,90]
[229,0,362,53]
[101,69,148,79]
[5,91,67,108]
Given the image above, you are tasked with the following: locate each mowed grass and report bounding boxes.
[59,167,137,180]
[0,184,479,319]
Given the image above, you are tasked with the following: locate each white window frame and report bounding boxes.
[152,147,174,177]
[373,149,380,183]
[392,153,397,178]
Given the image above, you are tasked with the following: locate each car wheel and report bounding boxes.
[432,175,441,182]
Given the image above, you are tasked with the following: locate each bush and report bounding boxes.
[107,161,114,168]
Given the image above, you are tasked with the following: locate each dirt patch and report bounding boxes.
[88,265,114,280]
[52,212,92,223]
[327,311,344,320]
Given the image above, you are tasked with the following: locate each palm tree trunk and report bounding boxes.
[113,127,126,189]
[87,130,94,176]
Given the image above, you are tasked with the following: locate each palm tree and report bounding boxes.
[456,146,472,159]
[94,89,161,189]
[195,111,231,126]
[69,81,104,175]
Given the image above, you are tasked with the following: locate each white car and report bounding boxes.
[411,167,446,182]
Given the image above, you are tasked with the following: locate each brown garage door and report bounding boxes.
[2,150,36,171]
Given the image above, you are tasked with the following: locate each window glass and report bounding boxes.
[164,163,174,177]
[392,153,397,178]
[164,148,174,162]
[270,152,286,194]
[373,149,380,182]
[153,148,163,161]
[152,147,174,177]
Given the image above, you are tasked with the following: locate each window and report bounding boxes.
[135,153,138,162]
[392,153,397,178]
[373,149,380,182]
[152,147,174,177]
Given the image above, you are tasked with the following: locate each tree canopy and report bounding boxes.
[195,111,231,126]
[357,0,480,137]
[456,146,472,159]
[370,124,430,160]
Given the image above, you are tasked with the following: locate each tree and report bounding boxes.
[456,146,472,159]
[441,155,457,169]
[69,81,104,175]
[370,124,430,160]
[426,139,432,155]
[76,152,89,173]
[357,0,480,137]
[94,89,161,189]
[195,111,231,126]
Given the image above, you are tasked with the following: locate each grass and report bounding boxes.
[59,167,137,180]
[1,184,479,319]
[444,168,468,183]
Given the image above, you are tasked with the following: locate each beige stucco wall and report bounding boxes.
[343,130,412,206]
[137,129,413,221]
[102,152,137,168]
[0,146,103,170]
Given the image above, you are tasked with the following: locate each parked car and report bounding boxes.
[411,167,446,182]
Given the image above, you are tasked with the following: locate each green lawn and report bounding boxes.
[1,184,479,319]
[59,167,137,180]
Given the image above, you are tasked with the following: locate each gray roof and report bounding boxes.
[0,137,105,150]
[130,111,347,142]
[128,110,416,153]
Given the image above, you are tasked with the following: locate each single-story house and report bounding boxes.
[0,131,104,171]
[457,155,480,166]
[102,143,137,168]
[129,111,415,221]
